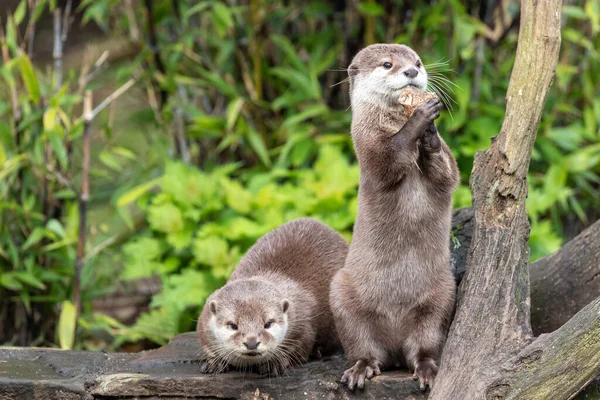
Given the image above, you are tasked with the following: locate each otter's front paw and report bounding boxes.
[199,359,230,374]
[412,359,438,391]
[422,123,441,151]
[258,361,288,377]
[340,360,382,390]
[412,98,442,125]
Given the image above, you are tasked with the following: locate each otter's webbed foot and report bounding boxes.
[199,359,230,374]
[412,359,438,391]
[258,360,289,377]
[341,359,382,390]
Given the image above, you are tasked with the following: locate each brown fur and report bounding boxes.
[197,218,348,375]
[329,44,459,391]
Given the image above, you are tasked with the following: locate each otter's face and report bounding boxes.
[207,289,290,365]
[348,44,427,106]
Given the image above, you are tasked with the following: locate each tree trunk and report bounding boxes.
[430,0,600,398]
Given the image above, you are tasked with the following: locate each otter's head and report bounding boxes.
[348,44,427,107]
[205,280,290,365]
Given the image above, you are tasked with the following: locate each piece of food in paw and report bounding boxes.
[397,86,439,117]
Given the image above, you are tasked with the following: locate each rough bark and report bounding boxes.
[450,209,600,335]
[428,0,600,398]
[530,218,600,334]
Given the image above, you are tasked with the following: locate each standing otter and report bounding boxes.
[329,44,459,391]
[197,218,348,375]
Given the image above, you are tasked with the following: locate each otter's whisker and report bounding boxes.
[330,77,350,88]
[428,75,463,90]
[428,80,456,107]
[428,81,455,115]
[428,84,455,121]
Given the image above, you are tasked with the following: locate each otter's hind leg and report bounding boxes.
[403,297,453,391]
[330,271,388,390]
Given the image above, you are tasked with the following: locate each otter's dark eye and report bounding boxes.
[416,60,422,68]
[264,320,275,329]
[383,62,393,69]
[227,322,238,330]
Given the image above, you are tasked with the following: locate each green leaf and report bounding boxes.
[282,104,328,129]
[271,35,308,73]
[47,219,66,238]
[562,6,589,20]
[112,146,137,160]
[221,178,252,214]
[0,273,23,290]
[246,129,271,167]
[47,130,68,170]
[99,151,122,171]
[21,227,46,250]
[18,54,41,104]
[14,0,27,25]
[58,301,77,350]
[14,272,46,290]
[226,98,244,131]
[148,202,184,233]
[586,0,600,35]
[185,1,212,18]
[0,141,6,166]
[357,1,385,16]
[32,0,47,22]
[117,177,162,207]
[212,3,234,37]
[193,236,230,267]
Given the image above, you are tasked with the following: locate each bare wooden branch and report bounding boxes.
[530,218,600,334]
[61,0,73,43]
[430,0,564,398]
[90,79,136,120]
[26,0,38,58]
[497,297,600,400]
[53,9,63,91]
[0,18,21,124]
[124,0,140,43]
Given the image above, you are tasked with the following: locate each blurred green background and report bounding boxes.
[0,0,598,350]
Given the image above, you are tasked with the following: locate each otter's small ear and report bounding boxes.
[348,63,359,77]
[281,299,290,314]
[209,300,217,315]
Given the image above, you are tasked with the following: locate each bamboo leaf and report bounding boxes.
[21,227,46,250]
[117,178,162,207]
[14,0,27,25]
[58,301,77,350]
[246,129,271,167]
[47,130,68,170]
[18,54,41,103]
[14,272,46,290]
[226,98,244,131]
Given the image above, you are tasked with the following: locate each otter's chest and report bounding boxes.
[394,170,433,220]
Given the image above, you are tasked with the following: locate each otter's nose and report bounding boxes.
[244,340,261,350]
[404,68,418,78]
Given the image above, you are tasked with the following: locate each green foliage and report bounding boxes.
[0,0,140,346]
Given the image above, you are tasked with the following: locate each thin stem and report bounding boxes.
[73,91,93,319]
[90,78,136,120]
[53,9,63,91]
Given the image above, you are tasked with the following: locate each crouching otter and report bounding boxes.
[197,218,348,375]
